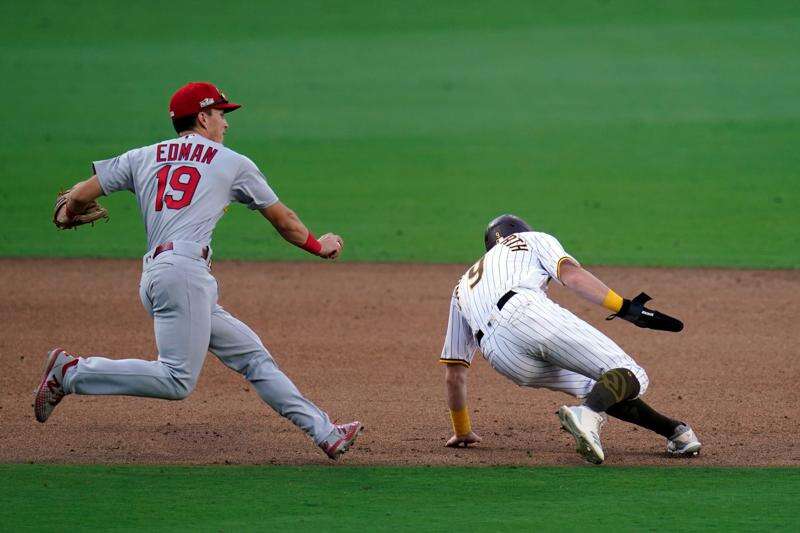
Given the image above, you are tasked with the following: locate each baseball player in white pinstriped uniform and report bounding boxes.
[35,82,362,460]
[440,214,701,464]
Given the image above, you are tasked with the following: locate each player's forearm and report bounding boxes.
[271,209,308,245]
[445,365,468,411]
[277,218,311,247]
[260,202,323,253]
[67,176,103,213]
[561,265,610,306]
[445,364,472,435]
[560,262,624,313]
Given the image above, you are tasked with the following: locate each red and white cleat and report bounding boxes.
[319,421,363,460]
[34,348,77,423]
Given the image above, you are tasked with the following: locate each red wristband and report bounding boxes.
[301,232,323,256]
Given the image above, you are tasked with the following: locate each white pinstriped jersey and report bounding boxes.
[439,231,648,399]
[460,232,576,332]
[440,231,576,366]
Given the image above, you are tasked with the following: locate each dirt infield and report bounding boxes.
[1,259,797,466]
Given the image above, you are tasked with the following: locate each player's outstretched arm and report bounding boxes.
[559,260,683,332]
[558,259,622,308]
[443,364,481,447]
[260,202,343,259]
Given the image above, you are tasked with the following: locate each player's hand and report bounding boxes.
[53,185,108,230]
[318,233,343,259]
[607,292,683,332]
[55,201,72,226]
[445,431,482,448]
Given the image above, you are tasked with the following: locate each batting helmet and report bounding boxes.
[484,214,532,251]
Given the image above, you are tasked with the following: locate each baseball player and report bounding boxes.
[35,82,362,460]
[440,214,701,464]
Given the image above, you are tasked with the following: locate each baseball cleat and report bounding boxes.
[667,424,701,457]
[319,421,363,460]
[558,405,606,465]
[34,348,77,423]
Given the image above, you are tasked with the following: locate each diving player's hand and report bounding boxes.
[445,431,482,448]
[608,292,683,332]
[318,233,344,259]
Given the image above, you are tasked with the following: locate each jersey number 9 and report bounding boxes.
[467,257,485,289]
[155,165,201,211]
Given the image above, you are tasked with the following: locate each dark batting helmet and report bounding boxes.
[484,214,532,251]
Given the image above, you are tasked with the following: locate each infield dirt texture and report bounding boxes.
[1,260,799,467]
[2,1,799,531]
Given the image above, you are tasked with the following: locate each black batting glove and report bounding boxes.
[607,292,683,332]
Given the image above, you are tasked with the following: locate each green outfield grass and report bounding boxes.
[1,465,797,531]
[2,1,799,266]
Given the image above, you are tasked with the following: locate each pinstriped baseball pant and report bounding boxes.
[479,291,649,399]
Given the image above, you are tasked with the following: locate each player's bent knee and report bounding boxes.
[586,367,642,412]
[163,388,191,401]
[606,367,641,401]
[165,376,197,400]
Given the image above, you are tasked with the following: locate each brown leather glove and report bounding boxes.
[53,188,109,230]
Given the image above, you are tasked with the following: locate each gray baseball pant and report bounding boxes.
[61,248,334,444]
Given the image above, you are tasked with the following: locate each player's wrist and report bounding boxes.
[619,298,632,316]
[602,290,624,313]
[449,406,472,436]
[300,232,323,256]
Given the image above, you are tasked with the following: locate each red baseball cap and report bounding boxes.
[169,82,241,119]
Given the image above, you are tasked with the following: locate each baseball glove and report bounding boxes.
[606,292,683,332]
[53,188,109,230]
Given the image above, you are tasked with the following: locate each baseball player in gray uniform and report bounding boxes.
[36,82,362,460]
[440,214,701,464]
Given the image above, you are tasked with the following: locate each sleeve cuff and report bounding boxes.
[92,162,111,196]
[438,359,470,368]
[249,197,280,210]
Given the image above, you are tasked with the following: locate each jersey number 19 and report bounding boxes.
[154,165,201,211]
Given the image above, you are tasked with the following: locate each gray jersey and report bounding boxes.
[93,133,279,250]
[62,132,337,447]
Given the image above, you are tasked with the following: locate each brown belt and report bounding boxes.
[152,242,209,260]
